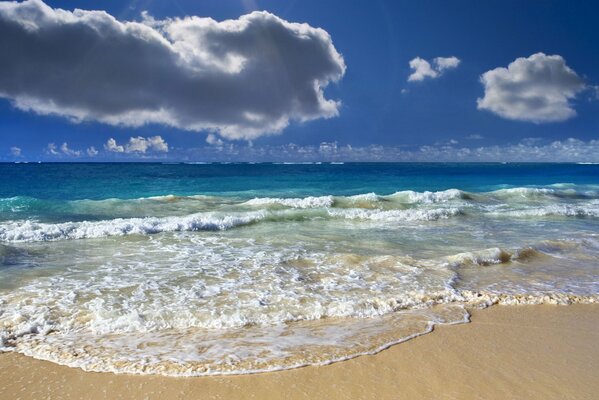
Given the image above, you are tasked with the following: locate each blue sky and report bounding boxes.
[1,0,598,161]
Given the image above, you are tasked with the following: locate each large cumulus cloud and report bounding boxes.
[477,53,586,123]
[0,0,346,140]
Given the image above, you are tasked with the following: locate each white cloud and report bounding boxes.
[408,56,460,82]
[10,146,21,156]
[86,146,98,157]
[60,142,81,156]
[104,138,124,153]
[477,53,586,123]
[206,133,224,147]
[46,142,80,157]
[408,57,438,82]
[105,136,169,154]
[46,143,59,155]
[434,56,461,71]
[176,137,599,163]
[0,0,346,140]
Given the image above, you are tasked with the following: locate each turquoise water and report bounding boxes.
[0,163,598,375]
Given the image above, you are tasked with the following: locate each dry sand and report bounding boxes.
[1,304,598,400]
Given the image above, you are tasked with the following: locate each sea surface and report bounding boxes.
[1,162,598,375]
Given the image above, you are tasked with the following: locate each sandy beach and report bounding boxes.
[1,304,598,400]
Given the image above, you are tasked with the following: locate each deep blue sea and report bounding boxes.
[2,162,599,201]
[1,162,598,375]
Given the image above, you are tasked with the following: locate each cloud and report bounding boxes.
[86,146,98,157]
[105,136,169,154]
[46,142,80,157]
[174,137,599,163]
[60,142,81,156]
[477,53,586,123]
[10,146,21,156]
[408,56,460,82]
[408,58,438,82]
[104,138,124,153]
[434,56,461,72]
[206,133,224,147]
[0,0,346,140]
[46,143,59,155]
[465,134,484,140]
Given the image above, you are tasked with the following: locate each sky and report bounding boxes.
[1,0,598,162]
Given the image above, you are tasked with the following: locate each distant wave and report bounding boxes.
[3,186,599,212]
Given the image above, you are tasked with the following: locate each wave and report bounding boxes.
[387,189,467,204]
[3,203,599,243]
[244,196,334,209]
[3,186,599,214]
[328,207,462,221]
[488,203,599,218]
[0,212,266,242]
[0,205,468,242]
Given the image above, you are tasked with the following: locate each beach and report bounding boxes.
[2,304,598,400]
[1,163,599,397]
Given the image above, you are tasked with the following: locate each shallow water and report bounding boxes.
[0,163,598,375]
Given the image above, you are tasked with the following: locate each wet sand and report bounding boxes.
[1,304,598,400]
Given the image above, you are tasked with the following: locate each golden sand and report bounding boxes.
[1,304,598,399]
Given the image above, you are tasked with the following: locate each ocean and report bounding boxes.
[0,162,598,375]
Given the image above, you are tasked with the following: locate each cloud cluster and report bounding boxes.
[104,136,169,154]
[46,142,81,157]
[477,53,586,123]
[0,0,345,140]
[171,138,599,163]
[408,56,460,82]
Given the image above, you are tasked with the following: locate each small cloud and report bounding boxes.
[10,146,21,156]
[408,56,460,82]
[105,136,169,154]
[86,146,99,157]
[408,57,438,82]
[520,137,543,146]
[46,142,81,157]
[319,141,338,153]
[433,139,459,146]
[125,136,169,153]
[105,138,125,153]
[46,143,59,155]
[206,134,224,147]
[434,56,461,72]
[466,134,484,140]
[477,53,586,123]
[60,142,81,157]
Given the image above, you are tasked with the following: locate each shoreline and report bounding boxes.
[2,304,599,399]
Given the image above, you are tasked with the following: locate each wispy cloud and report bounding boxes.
[465,134,484,140]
